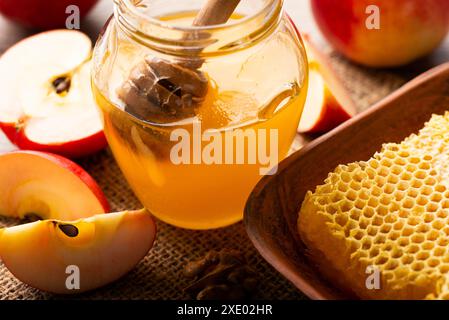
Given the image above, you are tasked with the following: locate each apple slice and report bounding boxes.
[0,150,109,221]
[0,209,156,294]
[0,30,107,158]
[298,35,356,133]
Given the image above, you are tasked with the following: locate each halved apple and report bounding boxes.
[0,209,156,294]
[298,35,356,133]
[0,150,109,221]
[0,30,107,158]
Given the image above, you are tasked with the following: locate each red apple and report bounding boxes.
[0,150,109,221]
[299,35,356,133]
[0,30,107,158]
[0,0,99,30]
[311,0,449,67]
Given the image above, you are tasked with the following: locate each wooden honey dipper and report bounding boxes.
[118,0,241,122]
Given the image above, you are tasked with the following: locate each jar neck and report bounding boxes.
[113,0,283,58]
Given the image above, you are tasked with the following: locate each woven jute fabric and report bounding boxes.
[0,48,408,300]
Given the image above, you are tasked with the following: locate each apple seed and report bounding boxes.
[52,76,72,94]
[58,223,79,237]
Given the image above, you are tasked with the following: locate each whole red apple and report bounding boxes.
[0,0,98,29]
[311,0,449,67]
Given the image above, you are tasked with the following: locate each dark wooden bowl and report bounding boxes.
[244,63,449,300]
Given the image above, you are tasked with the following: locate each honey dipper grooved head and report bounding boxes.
[118,57,209,122]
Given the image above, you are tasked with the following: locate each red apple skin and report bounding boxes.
[306,90,353,133]
[6,150,110,213]
[0,122,107,159]
[311,0,449,67]
[0,0,98,30]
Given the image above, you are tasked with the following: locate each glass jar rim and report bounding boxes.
[113,0,284,56]
[116,0,282,31]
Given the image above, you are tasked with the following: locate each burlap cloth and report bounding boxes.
[0,47,413,300]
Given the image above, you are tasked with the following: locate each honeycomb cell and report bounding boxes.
[422,241,435,251]
[385,213,398,223]
[439,264,449,273]
[414,170,427,179]
[384,183,395,194]
[334,213,348,227]
[354,199,366,210]
[423,212,434,222]
[417,251,430,261]
[375,255,389,265]
[427,259,440,268]
[388,231,400,241]
[388,174,400,184]
[431,193,443,202]
[437,238,449,247]
[426,203,438,212]
[421,186,433,196]
[411,179,423,188]
[402,227,414,237]
[391,248,403,259]
[401,255,414,265]
[298,112,449,299]
[346,189,357,201]
[437,210,448,218]
[427,230,440,241]
[385,260,399,270]
[380,224,392,234]
[412,262,425,272]
[407,188,419,198]
[349,209,361,221]
[397,237,409,247]
[362,239,372,250]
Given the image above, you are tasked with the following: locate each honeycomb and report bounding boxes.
[298,112,449,300]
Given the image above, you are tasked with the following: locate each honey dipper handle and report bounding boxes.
[193,0,241,26]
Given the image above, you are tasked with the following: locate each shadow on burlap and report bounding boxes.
[0,50,410,300]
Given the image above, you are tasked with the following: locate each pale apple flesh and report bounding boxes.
[0,131,17,154]
[0,30,107,158]
[0,209,156,294]
[0,151,109,221]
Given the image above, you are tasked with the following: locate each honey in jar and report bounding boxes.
[92,0,308,229]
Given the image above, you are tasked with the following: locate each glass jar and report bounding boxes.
[92,0,308,229]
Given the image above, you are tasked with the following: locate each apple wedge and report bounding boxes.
[0,30,107,158]
[0,150,109,221]
[0,209,156,294]
[298,35,356,133]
